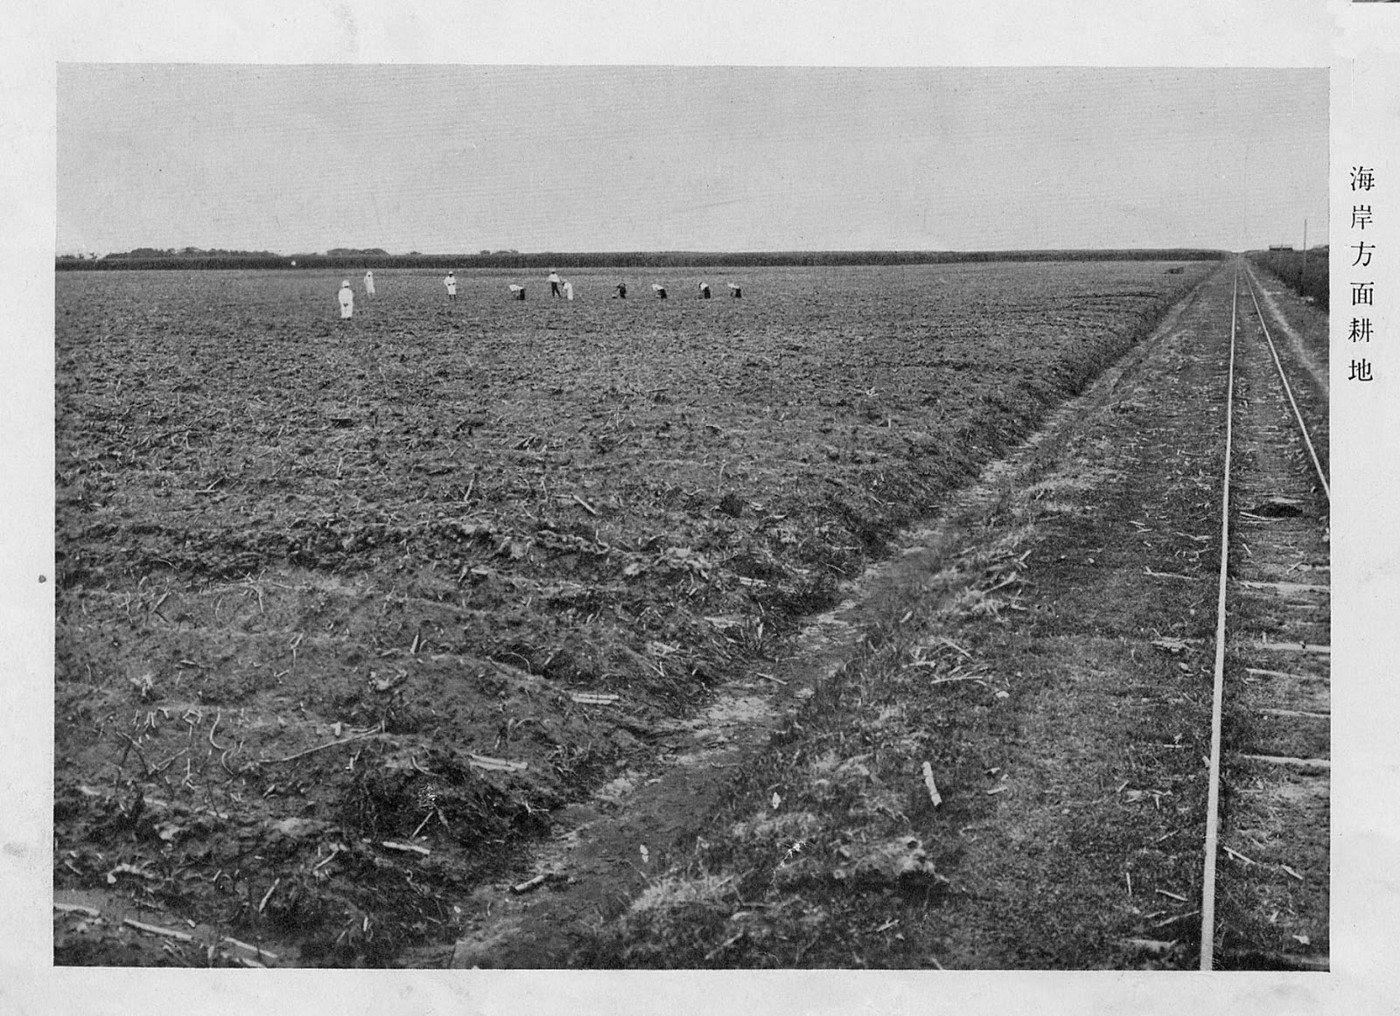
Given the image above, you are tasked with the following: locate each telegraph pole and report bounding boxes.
[1300,219,1308,293]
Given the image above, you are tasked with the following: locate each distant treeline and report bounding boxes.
[1247,248,1329,311]
[56,248,1228,272]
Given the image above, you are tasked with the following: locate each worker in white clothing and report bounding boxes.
[444,272,458,300]
[548,270,563,298]
[364,270,376,298]
[338,280,354,319]
[509,284,526,301]
[652,283,667,299]
[697,282,711,299]
[563,279,574,301]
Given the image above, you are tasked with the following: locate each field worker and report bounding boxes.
[697,282,711,299]
[614,282,627,299]
[563,279,574,301]
[652,283,667,299]
[548,270,563,298]
[338,279,354,319]
[728,283,742,298]
[444,271,457,300]
[364,270,376,298]
[509,284,526,300]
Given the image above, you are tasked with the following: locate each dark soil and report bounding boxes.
[519,261,1328,969]
[54,261,1212,966]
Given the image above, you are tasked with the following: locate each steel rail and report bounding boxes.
[1199,270,1238,971]
[1200,264,1329,969]
[1240,267,1331,503]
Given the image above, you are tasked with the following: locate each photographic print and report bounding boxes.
[52,65,1330,972]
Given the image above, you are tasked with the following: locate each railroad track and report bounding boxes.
[1200,263,1330,970]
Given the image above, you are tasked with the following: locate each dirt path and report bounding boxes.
[432,261,1317,968]
[1240,263,1329,405]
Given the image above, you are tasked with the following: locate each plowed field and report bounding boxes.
[54,261,1211,966]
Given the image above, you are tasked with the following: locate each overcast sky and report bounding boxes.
[56,65,1327,255]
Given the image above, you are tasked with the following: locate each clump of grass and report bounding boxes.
[629,873,740,916]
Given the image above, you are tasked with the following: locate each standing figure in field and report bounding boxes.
[652,283,667,299]
[697,282,711,299]
[338,279,354,319]
[364,270,376,298]
[548,270,563,298]
[509,284,526,300]
[613,282,627,299]
[444,271,458,300]
[563,279,574,301]
[728,283,742,298]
